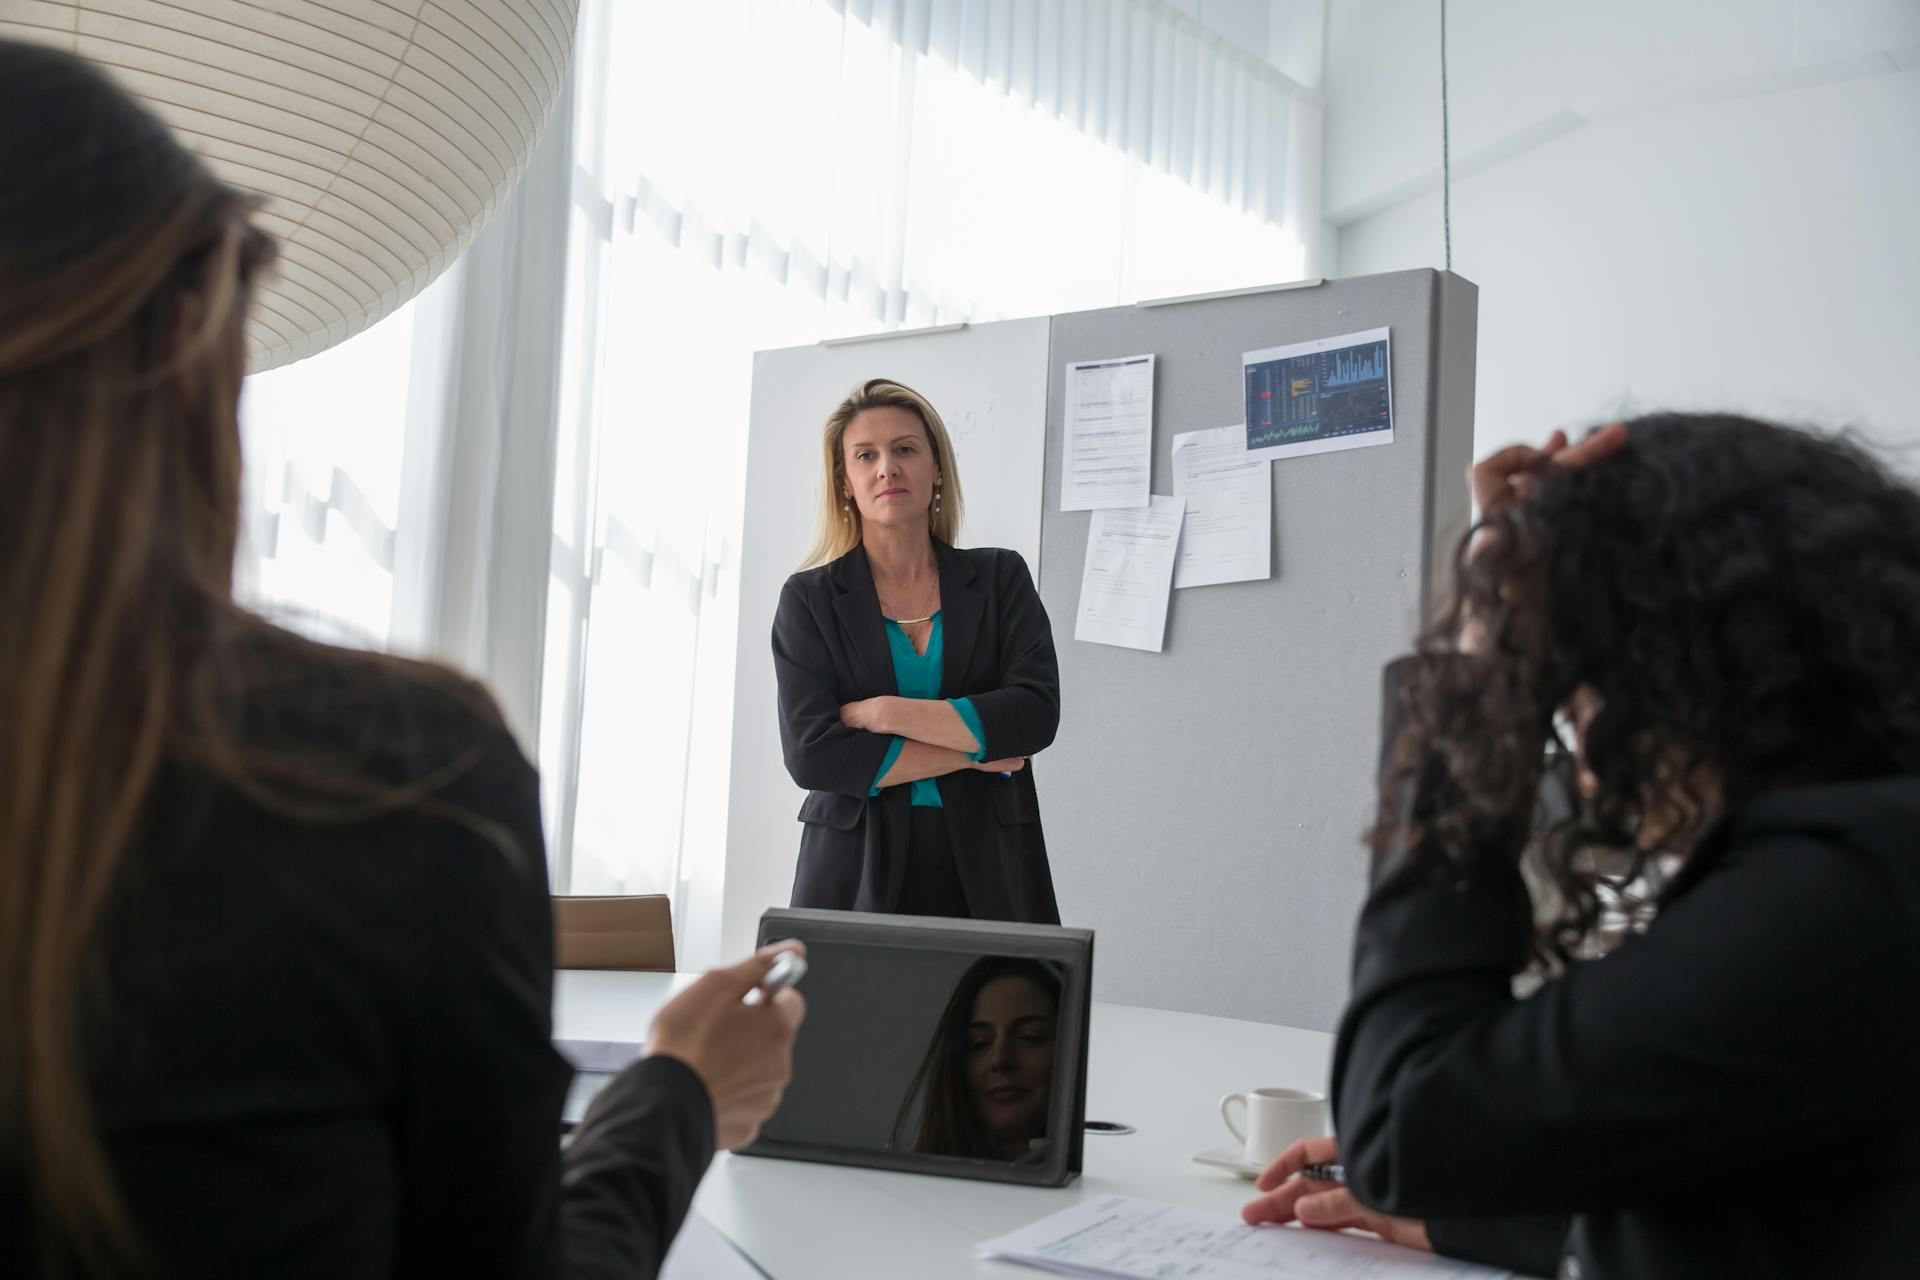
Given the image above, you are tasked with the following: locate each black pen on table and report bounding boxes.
[1298,1162,1346,1184]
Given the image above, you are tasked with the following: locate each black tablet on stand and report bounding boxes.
[740,908,1094,1188]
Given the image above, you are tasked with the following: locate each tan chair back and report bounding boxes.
[552,894,676,971]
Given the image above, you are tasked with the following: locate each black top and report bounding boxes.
[8,630,715,1278]
[1339,659,1920,1279]
[773,542,1062,922]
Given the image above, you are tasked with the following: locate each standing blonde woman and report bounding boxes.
[772,379,1061,922]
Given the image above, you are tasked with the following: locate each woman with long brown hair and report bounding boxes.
[1243,417,1920,1277]
[0,40,801,1278]
[889,957,1061,1162]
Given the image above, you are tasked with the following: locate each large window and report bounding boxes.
[236,290,435,648]
[231,1,1320,956]
[542,0,1319,948]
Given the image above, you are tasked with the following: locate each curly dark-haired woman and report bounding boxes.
[1243,415,1920,1278]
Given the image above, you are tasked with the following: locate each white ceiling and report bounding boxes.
[1323,0,1920,225]
[1160,0,1329,90]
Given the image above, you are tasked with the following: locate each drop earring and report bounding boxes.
[933,476,942,519]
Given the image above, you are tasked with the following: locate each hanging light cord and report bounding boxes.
[1440,0,1453,272]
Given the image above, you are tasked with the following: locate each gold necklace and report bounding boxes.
[884,567,940,626]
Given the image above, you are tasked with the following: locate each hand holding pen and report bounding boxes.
[1240,1136,1432,1253]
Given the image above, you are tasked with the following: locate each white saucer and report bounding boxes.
[1191,1143,1266,1179]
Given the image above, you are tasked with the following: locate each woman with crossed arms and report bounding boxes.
[772,379,1061,923]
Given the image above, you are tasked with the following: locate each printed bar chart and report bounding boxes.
[1242,327,1393,461]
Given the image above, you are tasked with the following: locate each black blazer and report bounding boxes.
[7,629,712,1279]
[1336,658,1920,1279]
[772,541,1061,923]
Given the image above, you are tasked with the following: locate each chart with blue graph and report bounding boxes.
[1242,327,1393,460]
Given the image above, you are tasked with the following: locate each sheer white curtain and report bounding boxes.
[545,0,1320,959]
[237,75,581,760]
[236,291,431,648]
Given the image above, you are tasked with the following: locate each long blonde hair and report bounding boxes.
[801,378,966,569]
[0,43,506,1274]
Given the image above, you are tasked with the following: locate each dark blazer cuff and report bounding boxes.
[830,729,899,799]
[598,1055,715,1152]
[1428,1215,1569,1278]
[559,1055,717,1280]
[965,687,1052,761]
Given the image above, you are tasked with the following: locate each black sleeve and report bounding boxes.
[1333,658,1918,1221]
[963,552,1060,760]
[389,722,714,1280]
[772,577,893,796]
[561,1056,716,1280]
[1426,1216,1569,1278]
[390,725,574,1277]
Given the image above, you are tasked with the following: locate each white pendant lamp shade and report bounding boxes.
[0,1,580,370]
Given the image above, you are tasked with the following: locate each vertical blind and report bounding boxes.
[230,1,1319,962]
[543,0,1319,959]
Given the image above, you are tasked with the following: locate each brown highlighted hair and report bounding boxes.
[889,957,1061,1160]
[0,40,507,1273]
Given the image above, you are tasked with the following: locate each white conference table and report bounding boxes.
[556,970,1335,1280]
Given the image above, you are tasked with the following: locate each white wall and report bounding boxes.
[1327,0,1920,455]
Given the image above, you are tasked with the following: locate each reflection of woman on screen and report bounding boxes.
[891,958,1061,1161]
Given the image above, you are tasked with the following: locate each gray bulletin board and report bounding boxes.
[1038,270,1476,1031]
[731,270,1475,1034]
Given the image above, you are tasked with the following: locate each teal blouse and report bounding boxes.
[869,613,988,807]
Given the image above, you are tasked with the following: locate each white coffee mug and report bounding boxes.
[1219,1087,1330,1167]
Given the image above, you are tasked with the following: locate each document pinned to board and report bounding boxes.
[1062,354,1155,511]
[1074,496,1184,653]
[1172,425,1272,589]
[978,1195,1513,1280]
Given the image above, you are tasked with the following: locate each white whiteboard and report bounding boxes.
[721,318,1052,955]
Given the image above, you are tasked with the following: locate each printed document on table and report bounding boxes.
[978,1195,1512,1280]
[1242,326,1393,463]
[1063,354,1155,510]
[1172,425,1271,589]
[1074,496,1183,652]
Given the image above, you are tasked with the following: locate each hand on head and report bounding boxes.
[1470,422,1628,520]
[644,943,807,1150]
[1241,1137,1431,1253]
[1459,423,1628,652]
